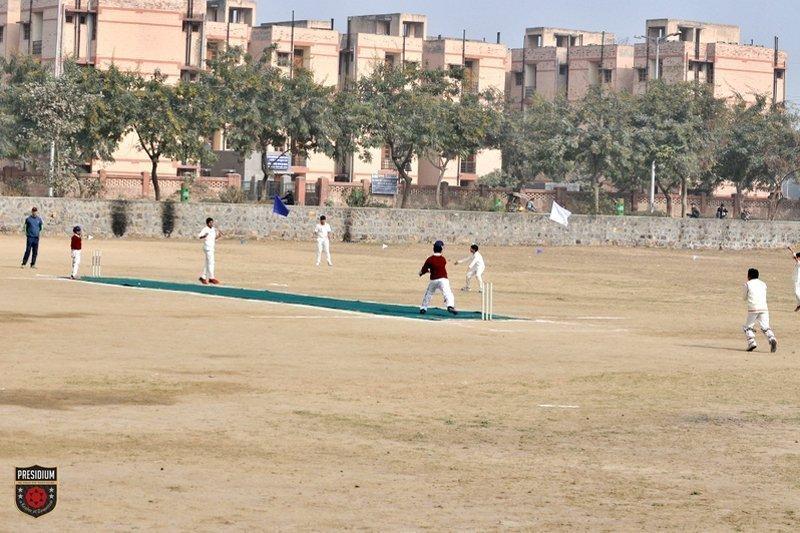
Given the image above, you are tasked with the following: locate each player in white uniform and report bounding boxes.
[455,244,486,293]
[743,268,777,352]
[198,217,221,285]
[314,215,333,266]
[788,246,800,312]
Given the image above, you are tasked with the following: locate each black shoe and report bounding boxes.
[419,309,427,315]
[447,306,458,315]
[746,345,757,352]
[770,339,778,353]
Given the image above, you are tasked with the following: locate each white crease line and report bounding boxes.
[538,404,580,409]
[575,316,625,320]
[247,315,379,320]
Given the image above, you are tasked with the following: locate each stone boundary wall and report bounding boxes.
[0,197,798,249]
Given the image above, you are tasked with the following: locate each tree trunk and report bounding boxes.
[434,163,448,209]
[680,177,688,218]
[400,172,412,208]
[657,182,672,217]
[151,159,161,201]
[592,174,600,214]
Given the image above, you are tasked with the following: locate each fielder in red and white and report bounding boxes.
[419,240,457,316]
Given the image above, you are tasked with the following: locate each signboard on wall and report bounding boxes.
[264,152,290,172]
[371,174,399,195]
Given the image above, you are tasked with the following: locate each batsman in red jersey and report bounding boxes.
[419,240,457,315]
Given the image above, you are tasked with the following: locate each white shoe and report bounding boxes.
[327,262,333,267]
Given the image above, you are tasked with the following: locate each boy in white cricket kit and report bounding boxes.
[70,226,82,279]
[455,243,485,292]
[419,240,457,315]
[743,268,777,352]
[787,246,800,312]
[314,215,333,266]
[198,217,221,285]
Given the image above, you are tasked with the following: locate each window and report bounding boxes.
[381,145,393,170]
[65,14,74,23]
[514,71,524,86]
[555,35,568,48]
[706,63,714,85]
[384,54,396,68]
[528,34,542,48]
[776,69,785,79]
[23,23,31,41]
[460,153,477,174]
[91,16,97,40]
[601,69,612,83]
[377,21,390,35]
[0,26,4,43]
[277,52,291,67]
[679,27,693,42]
[79,15,86,24]
[637,68,647,82]
[559,64,568,76]
[293,48,305,68]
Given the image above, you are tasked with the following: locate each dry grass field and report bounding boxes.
[1,234,799,530]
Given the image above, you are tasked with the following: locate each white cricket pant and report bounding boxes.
[421,278,455,310]
[316,238,331,265]
[465,265,485,291]
[743,311,775,347]
[202,248,215,280]
[795,282,800,304]
[71,250,81,277]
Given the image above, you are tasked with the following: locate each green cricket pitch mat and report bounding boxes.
[81,277,514,321]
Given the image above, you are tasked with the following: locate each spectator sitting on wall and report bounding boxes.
[281,190,295,205]
[716,203,729,219]
[740,208,751,221]
[689,203,701,218]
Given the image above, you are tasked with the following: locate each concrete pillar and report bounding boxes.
[317,177,330,207]
[294,176,306,206]
[226,173,241,188]
[141,172,150,199]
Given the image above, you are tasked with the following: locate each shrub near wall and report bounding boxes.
[0,196,798,249]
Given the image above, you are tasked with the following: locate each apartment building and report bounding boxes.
[418,36,507,185]
[338,13,427,183]
[0,0,256,176]
[632,19,787,104]
[243,19,341,183]
[508,19,788,107]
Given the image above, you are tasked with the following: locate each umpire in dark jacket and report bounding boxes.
[21,207,43,268]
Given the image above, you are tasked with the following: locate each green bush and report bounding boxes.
[346,188,367,207]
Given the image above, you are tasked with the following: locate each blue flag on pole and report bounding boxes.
[273,195,290,217]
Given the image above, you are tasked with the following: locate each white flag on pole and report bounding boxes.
[549,201,572,227]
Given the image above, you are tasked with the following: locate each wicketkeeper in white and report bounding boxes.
[743,268,777,352]
[455,243,486,292]
[198,217,221,285]
[314,215,333,266]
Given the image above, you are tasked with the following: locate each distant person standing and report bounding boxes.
[70,226,83,280]
[314,215,333,267]
[21,206,43,269]
[788,246,800,312]
[198,217,221,285]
